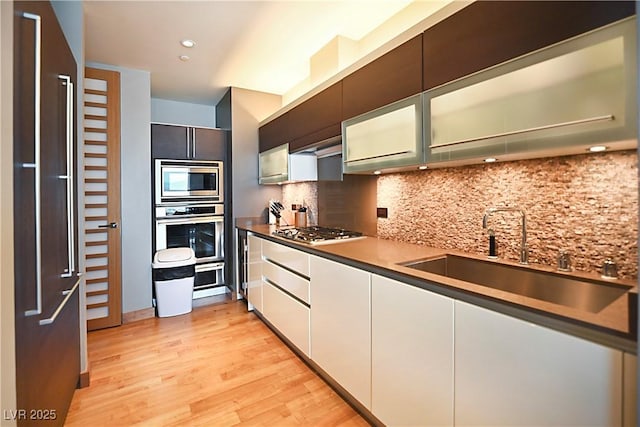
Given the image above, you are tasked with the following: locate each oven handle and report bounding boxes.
[195,262,224,273]
[156,216,223,226]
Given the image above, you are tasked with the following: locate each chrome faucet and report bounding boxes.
[482,207,528,264]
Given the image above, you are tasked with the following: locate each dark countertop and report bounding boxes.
[237,220,637,353]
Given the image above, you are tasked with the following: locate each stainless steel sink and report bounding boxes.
[400,255,631,313]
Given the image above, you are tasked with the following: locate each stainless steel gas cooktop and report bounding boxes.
[272,226,364,245]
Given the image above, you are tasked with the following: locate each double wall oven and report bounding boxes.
[154,159,225,297]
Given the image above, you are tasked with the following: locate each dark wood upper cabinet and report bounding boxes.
[192,127,227,160]
[151,123,227,160]
[423,1,636,90]
[258,112,290,153]
[343,34,423,120]
[288,81,342,152]
[152,123,189,159]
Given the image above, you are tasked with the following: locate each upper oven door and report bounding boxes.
[155,159,223,204]
[156,215,224,262]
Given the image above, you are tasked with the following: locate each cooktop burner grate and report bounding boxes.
[272,226,364,244]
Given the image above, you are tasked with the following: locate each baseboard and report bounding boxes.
[78,370,90,389]
[122,307,155,324]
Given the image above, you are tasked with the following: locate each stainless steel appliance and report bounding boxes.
[155,203,224,293]
[237,228,248,299]
[155,159,223,205]
[272,226,364,245]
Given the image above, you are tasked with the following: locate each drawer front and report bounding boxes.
[262,259,310,304]
[262,239,310,277]
[263,282,311,357]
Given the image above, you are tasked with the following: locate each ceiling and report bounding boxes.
[84,0,437,107]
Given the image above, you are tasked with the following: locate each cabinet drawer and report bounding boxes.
[262,259,310,304]
[262,240,310,277]
[263,282,311,357]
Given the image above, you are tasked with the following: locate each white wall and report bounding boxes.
[0,1,16,423]
[87,62,153,314]
[151,97,216,128]
[229,87,282,219]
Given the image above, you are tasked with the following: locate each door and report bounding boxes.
[14,1,80,424]
[83,67,122,330]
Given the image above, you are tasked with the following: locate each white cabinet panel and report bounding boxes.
[371,275,454,426]
[262,239,310,277]
[262,259,310,304]
[623,352,637,427]
[247,235,262,312]
[310,255,371,409]
[262,282,310,357]
[455,301,623,427]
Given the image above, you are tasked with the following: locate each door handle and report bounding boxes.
[59,74,75,279]
[98,222,118,229]
[21,11,43,317]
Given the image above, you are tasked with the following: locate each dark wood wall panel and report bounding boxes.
[423,1,636,90]
[288,81,342,151]
[343,34,423,120]
[258,112,289,152]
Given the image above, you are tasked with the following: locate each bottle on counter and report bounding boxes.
[295,207,307,228]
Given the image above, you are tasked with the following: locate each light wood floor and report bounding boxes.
[65,300,369,426]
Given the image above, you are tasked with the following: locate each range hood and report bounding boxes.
[295,136,343,181]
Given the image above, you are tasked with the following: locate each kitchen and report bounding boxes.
[1,0,639,426]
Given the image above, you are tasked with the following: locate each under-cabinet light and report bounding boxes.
[484,157,497,163]
[373,170,382,175]
[418,165,428,170]
[588,145,607,152]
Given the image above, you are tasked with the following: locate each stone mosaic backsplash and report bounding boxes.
[281,182,319,227]
[377,150,638,280]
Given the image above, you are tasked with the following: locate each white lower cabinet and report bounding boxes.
[258,238,311,357]
[623,352,637,427]
[262,282,310,357]
[371,275,454,426]
[246,235,263,312]
[454,301,624,427]
[310,256,371,409]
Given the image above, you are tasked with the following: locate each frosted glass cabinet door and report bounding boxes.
[258,143,289,184]
[454,301,623,427]
[342,94,424,173]
[425,17,637,165]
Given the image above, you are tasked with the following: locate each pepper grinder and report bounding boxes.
[488,229,497,259]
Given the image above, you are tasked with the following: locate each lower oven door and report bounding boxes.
[195,262,225,292]
[155,216,224,263]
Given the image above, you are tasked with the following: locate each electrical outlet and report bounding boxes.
[377,207,388,218]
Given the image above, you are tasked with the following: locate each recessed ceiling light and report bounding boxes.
[589,145,607,152]
[180,39,196,48]
[418,165,428,170]
[484,157,497,163]
[179,55,190,62]
[373,170,382,175]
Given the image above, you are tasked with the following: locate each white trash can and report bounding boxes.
[152,247,196,317]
